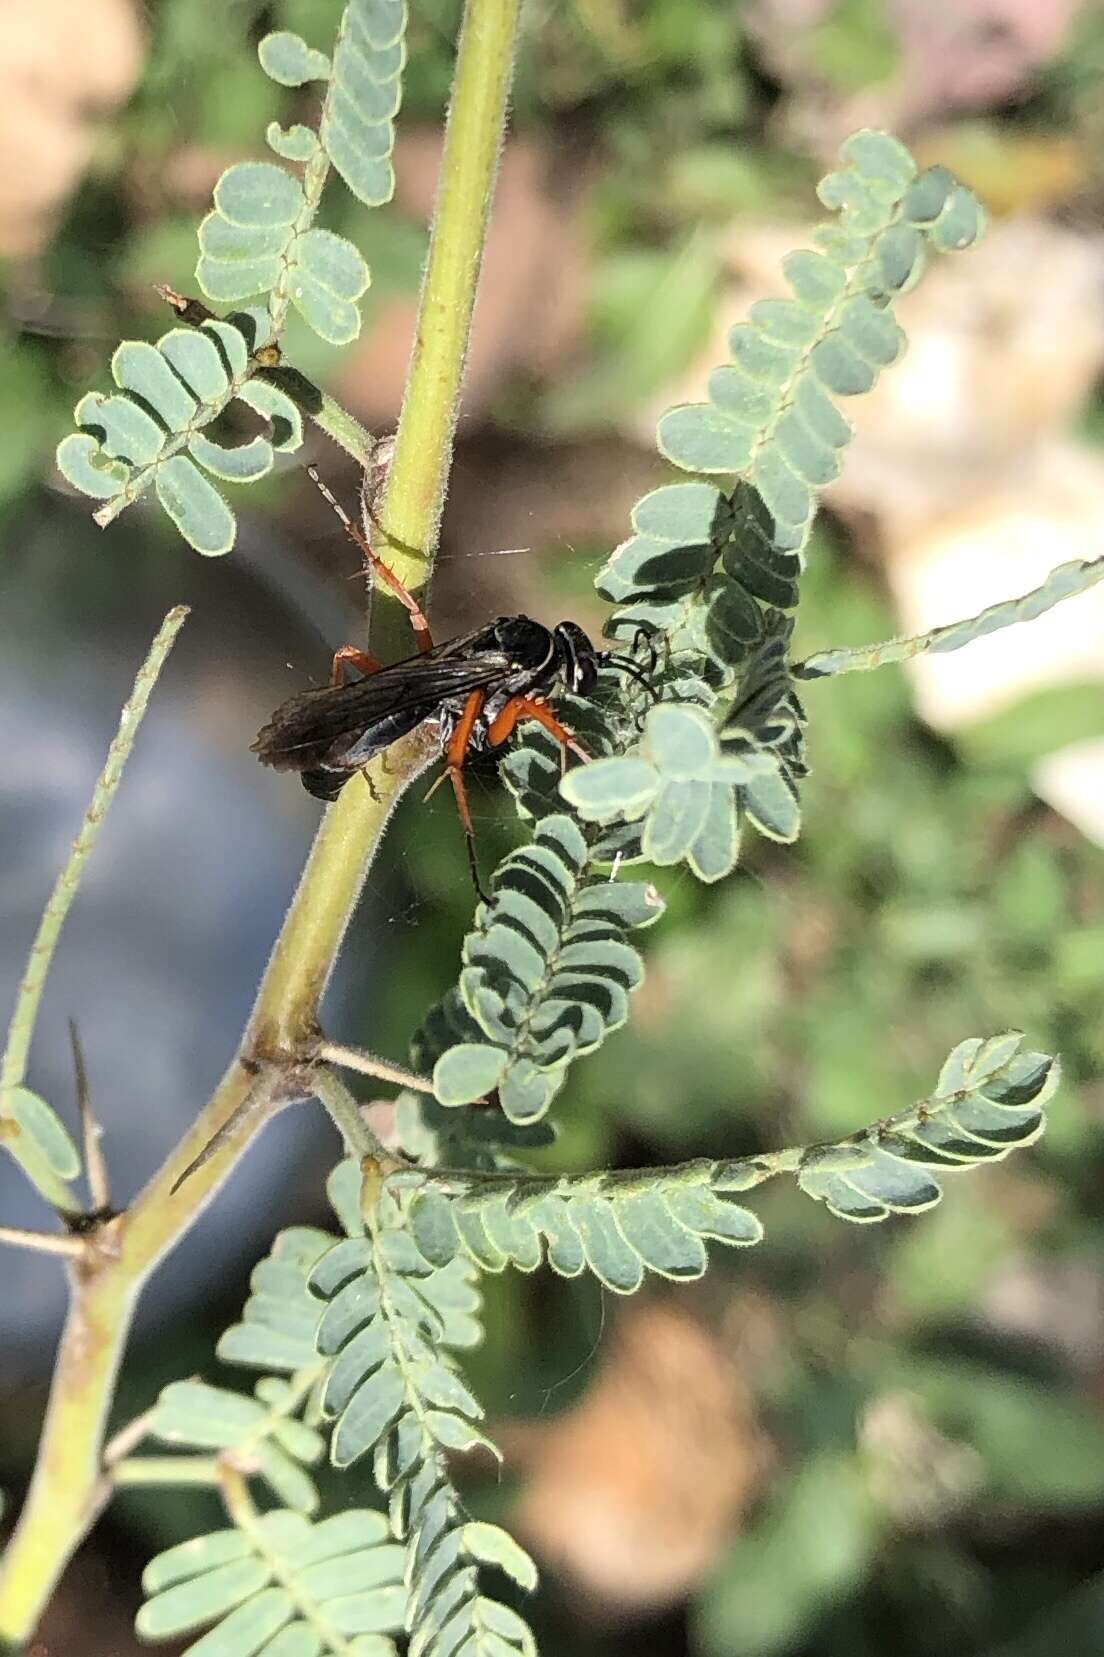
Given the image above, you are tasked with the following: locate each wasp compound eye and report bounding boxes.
[552,621,599,695]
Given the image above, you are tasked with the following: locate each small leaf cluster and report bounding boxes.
[655,137,982,507]
[308,1175,484,1472]
[412,816,664,1127]
[798,1033,1055,1221]
[197,162,370,345]
[137,1510,406,1655]
[392,1469,539,1657]
[308,1161,539,1656]
[149,1376,326,1514]
[136,1227,333,1512]
[57,310,302,554]
[393,1030,1057,1285]
[795,548,1104,679]
[200,0,407,336]
[56,0,406,551]
[564,608,808,875]
[572,132,985,891]
[132,1162,540,1655]
[129,1033,1055,1651]
[406,1164,763,1294]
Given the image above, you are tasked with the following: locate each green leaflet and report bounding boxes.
[417,815,662,1128]
[61,0,405,553]
[396,1030,1056,1281]
[137,1510,405,1652]
[56,311,302,555]
[304,1166,537,1657]
[5,1087,80,1180]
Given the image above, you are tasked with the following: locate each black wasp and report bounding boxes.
[253,480,654,895]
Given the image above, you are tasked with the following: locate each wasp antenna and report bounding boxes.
[307,464,360,538]
[599,651,660,702]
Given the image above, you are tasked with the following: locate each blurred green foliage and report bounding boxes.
[5,1,1104,1654]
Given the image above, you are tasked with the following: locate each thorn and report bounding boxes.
[170,1096,255,1194]
[70,1017,110,1212]
[169,1076,293,1194]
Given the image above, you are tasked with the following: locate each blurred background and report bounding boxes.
[4,0,1104,1652]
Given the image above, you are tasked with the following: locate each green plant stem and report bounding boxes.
[313,1066,389,1163]
[369,0,521,651]
[0,1,521,1644]
[111,1457,221,1487]
[0,1226,85,1258]
[0,606,188,1214]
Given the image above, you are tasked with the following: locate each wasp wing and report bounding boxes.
[252,641,514,778]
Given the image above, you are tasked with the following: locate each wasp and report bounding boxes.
[253,477,654,895]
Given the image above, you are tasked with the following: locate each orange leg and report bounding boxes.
[329,644,384,687]
[430,690,488,898]
[308,464,434,653]
[486,695,590,765]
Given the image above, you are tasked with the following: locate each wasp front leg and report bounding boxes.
[487,696,590,768]
[329,644,385,687]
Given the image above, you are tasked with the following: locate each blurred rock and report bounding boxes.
[502,1299,771,1612]
[0,0,145,256]
[749,0,1079,151]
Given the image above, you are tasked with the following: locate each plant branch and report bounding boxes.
[0,1226,85,1259]
[312,1066,393,1164]
[368,0,521,652]
[317,1040,435,1094]
[111,1457,221,1487]
[0,607,188,1214]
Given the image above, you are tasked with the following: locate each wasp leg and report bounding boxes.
[329,644,385,687]
[431,689,488,900]
[487,695,590,768]
[308,465,434,654]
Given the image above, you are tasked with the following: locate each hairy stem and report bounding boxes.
[369,0,521,654]
[0,607,188,1214]
[0,0,521,1644]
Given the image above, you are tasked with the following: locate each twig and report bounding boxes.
[111,1457,222,1487]
[312,1066,396,1164]
[0,1225,85,1259]
[102,1403,161,1467]
[0,607,188,1212]
[317,1041,436,1095]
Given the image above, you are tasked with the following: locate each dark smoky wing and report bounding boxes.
[252,650,514,774]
